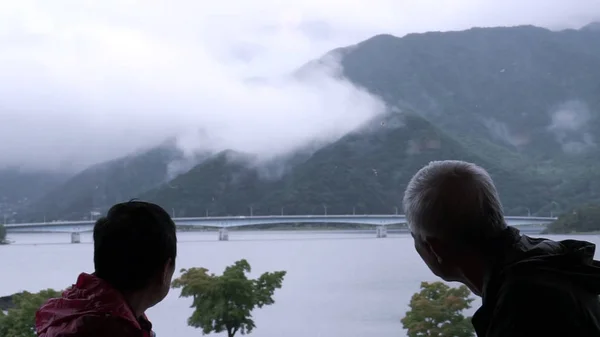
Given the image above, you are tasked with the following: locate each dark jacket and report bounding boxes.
[472,227,600,337]
[36,273,154,337]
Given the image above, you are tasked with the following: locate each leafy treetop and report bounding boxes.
[0,289,62,337]
[172,259,286,337]
[401,281,475,337]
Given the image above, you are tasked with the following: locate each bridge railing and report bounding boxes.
[4,214,557,228]
[4,214,556,243]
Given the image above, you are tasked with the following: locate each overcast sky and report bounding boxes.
[0,0,598,172]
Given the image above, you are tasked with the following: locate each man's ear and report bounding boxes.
[424,236,445,263]
[162,258,174,283]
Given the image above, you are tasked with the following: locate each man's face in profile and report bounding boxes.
[412,232,444,277]
[161,259,176,299]
[411,231,460,282]
[147,259,176,309]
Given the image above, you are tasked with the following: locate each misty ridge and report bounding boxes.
[0,46,385,173]
[482,100,596,152]
[2,21,600,221]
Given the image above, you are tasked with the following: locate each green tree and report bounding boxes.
[401,281,475,337]
[544,203,600,234]
[172,259,286,337]
[0,223,6,244]
[0,289,62,337]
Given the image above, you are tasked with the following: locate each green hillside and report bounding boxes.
[142,112,552,216]
[14,23,600,221]
[336,26,600,164]
[18,142,203,221]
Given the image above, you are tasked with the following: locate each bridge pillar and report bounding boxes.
[376,225,387,238]
[71,232,81,244]
[218,228,229,241]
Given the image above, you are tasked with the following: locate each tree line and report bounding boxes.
[0,223,6,244]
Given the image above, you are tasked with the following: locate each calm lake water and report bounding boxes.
[3,231,600,337]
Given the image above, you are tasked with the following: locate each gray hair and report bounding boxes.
[403,160,506,245]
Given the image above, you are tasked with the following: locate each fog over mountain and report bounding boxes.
[0,0,598,172]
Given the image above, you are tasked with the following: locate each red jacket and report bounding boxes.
[36,273,154,337]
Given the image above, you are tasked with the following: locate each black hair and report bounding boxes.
[93,200,177,292]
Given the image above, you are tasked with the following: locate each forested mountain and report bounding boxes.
[581,21,600,32]
[0,168,68,220]
[142,111,552,217]
[16,141,206,221]
[335,25,600,167]
[139,24,599,217]
[9,23,600,220]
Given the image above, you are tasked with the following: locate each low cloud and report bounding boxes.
[0,0,597,172]
[547,100,596,154]
[481,117,530,148]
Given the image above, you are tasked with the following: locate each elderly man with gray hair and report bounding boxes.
[404,160,600,337]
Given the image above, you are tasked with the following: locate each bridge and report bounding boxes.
[4,215,556,242]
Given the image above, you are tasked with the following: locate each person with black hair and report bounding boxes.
[35,201,177,337]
